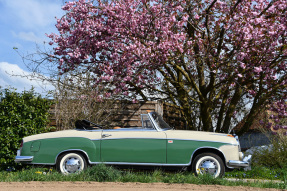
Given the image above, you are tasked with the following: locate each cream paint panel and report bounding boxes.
[219,145,240,162]
[101,130,166,139]
[24,129,103,143]
[165,130,238,145]
[24,129,237,145]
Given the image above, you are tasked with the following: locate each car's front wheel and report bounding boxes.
[192,153,225,178]
[57,152,87,174]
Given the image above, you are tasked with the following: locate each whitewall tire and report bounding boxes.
[192,153,225,178]
[57,152,87,174]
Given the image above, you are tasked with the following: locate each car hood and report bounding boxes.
[165,130,238,145]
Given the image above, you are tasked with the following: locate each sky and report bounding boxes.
[0,0,66,94]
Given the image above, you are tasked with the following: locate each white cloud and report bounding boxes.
[0,62,54,95]
[12,31,44,43]
[0,0,63,30]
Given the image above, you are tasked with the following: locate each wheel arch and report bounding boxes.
[55,149,90,165]
[190,147,226,167]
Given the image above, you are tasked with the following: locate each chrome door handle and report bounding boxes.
[102,134,112,138]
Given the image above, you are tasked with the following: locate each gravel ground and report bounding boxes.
[0,182,285,191]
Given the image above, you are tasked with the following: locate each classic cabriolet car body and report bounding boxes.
[15,112,251,177]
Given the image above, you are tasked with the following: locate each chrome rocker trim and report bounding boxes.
[15,156,34,163]
[95,162,190,166]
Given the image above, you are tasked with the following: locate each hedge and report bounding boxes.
[0,88,53,171]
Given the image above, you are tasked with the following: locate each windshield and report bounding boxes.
[150,112,172,130]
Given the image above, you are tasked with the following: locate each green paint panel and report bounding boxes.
[20,137,229,166]
[21,137,99,164]
[167,140,226,164]
[30,141,41,152]
[101,139,166,163]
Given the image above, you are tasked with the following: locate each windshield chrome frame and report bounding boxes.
[147,112,163,131]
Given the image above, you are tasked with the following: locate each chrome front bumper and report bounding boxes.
[15,149,34,163]
[228,155,252,170]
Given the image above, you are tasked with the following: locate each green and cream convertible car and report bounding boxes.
[15,112,251,177]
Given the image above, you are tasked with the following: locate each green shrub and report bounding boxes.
[0,87,53,171]
[250,133,287,169]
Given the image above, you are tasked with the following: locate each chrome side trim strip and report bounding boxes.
[15,156,34,163]
[89,162,190,166]
[169,138,235,145]
[94,137,234,145]
[102,129,158,132]
[95,137,167,141]
[27,162,56,165]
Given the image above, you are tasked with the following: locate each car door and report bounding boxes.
[100,129,167,164]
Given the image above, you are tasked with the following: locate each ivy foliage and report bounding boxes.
[0,88,53,170]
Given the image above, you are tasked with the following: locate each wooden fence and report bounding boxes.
[48,101,187,130]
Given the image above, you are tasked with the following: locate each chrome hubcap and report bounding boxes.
[64,157,81,173]
[199,160,217,175]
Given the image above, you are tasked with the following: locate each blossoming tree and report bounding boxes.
[48,0,287,134]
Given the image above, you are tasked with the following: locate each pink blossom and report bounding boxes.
[248,90,256,96]
[105,92,111,98]
[240,63,246,69]
[124,76,132,82]
[271,75,277,80]
[194,15,200,20]
[47,0,287,132]
[254,66,262,73]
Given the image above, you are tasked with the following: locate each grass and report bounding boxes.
[225,166,287,181]
[0,164,287,190]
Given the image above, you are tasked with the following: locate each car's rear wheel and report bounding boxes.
[57,152,87,174]
[192,153,225,178]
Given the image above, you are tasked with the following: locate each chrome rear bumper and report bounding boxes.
[15,149,34,163]
[15,156,34,163]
